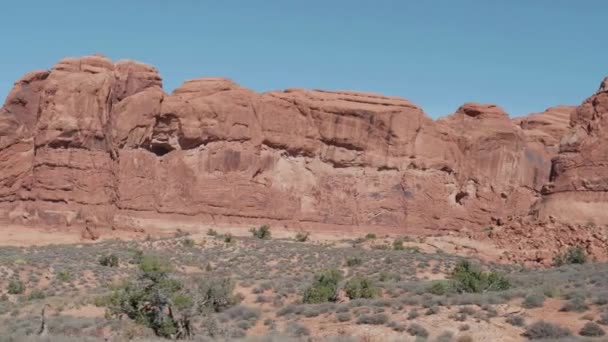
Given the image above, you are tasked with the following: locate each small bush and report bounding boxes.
[7,279,25,295]
[336,312,351,322]
[580,322,605,337]
[56,270,71,282]
[407,309,419,320]
[207,228,218,236]
[428,281,448,295]
[295,231,310,242]
[344,276,378,299]
[560,297,589,312]
[554,246,587,266]
[99,254,119,267]
[356,313,388,325]
[522,293,545,309]
[28,289,46,301]
[506,315,525,327]
[181,237,195,247]
[598,311,608,325]
[346,256,363,267]
[392,239,404,251]
[365,233,377,239]
[223,233,233,243]
[407,323,429,338]
[286,322,310,337]
[523,321,571,340]
[250,224,271,240]
[303,269,342,304]
[449,260,511,293]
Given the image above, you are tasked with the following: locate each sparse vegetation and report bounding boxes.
[344,276,378,299]
[580,322,606,337]
[249,224,271,240]
[554,246,587,266]
[302,269,342,304]
[523,321,571,340]
[295,231,310,242]
[99,253,119,267]
[7,279,25,295]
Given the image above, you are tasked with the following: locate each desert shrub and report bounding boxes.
[346,256,363,267]
[99,254,119,267]
[303,269,343,304]
[286,321,310,337]
[223,233,233,243]
[598,311,608,325]
[7,279,25,294]
[522,293,545,309]
[181,238,195,248]
[28,289,45,301]
[428,281,448,295]
[523,321,571,340]
[336,312,351,322]
[249,224,271,240]
[425,305,440,315]
[344,276,378,299]
[105,254,237,339]
[449,260,511,293]
[295,231,310,242]
[356,313,388,325]
[365,233,377,239]
[206,228,218,236]
[407,323,429,338]
[554,246,587,266]
[57,270,72,282]
[506,315,525,327]
[580,322,605,337]
[560,296,588,312]
[435,331,455,342]
[595,293,608,305]
[407,309,419,320]
[392,239,404,251]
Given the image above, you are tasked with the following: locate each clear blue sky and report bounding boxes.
[0,1,606,118]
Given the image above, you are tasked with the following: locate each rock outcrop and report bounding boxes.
[1,55,604,259]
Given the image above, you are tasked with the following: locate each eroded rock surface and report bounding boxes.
[0,55,604,263]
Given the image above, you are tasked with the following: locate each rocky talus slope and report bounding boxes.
[0,55,605,263]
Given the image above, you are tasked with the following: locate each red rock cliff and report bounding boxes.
[0,55,583,235]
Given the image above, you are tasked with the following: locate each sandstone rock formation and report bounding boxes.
[0,55,605,263]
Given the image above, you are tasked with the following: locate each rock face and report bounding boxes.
[0,55,602,252]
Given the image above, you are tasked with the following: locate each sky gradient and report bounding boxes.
[0,1,606,118]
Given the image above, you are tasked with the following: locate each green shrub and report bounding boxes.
[580,322,605,337]
[249,225,271,240]
[99,254,119,267]
[365,233,377,240]
[554,246,587,266]
[28,289,45,301]
[523,321,571,340]
[56,270,71,282]
[207,228,218,236]
[7,279,25,295]
[449,260,511,293]
[428,281,448,295]
[295,232,310,242]
[522,293,545,309]
[105,254,238,339]
[302,269,342,304]
[344,276,378,299]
